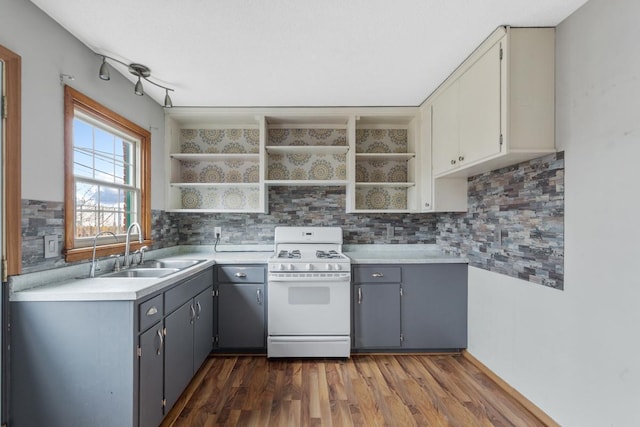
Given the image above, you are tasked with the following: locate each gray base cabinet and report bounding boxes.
[214,265,266,350]
[10,267,214,427]
[353,283,401,348]
[352,263,467,352]
[401,264,467,349]
[139,324,165,427]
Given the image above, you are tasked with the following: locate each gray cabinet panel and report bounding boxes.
[165,268,213,313]
[217,283,265,349]
[139,324,165,427]
[216,265,265,283]
[139,294,163,332]
[353,283,401,348]
[353,266,401,284]
[164,300,195,412]
[10,301,135,427]
[193,287,214,369]
[402,264,467,349]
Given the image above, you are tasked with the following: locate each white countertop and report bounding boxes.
[344,244,467,264]
[9,244,465,303]
[10,246,272,303]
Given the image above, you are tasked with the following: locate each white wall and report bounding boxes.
[0,0,166,209]
[468,0,640,425]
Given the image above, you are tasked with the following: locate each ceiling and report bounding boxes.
[31,0,588,108]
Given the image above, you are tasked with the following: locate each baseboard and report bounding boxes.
[461,350,560,427]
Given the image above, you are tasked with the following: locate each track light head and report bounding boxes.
[164,89,173,108]
[134,76,144,96]
[99,57,110,80]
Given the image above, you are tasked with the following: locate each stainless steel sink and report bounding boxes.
[100,268,180,278]
[136,259,205,269]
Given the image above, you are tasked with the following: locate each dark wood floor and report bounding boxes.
[168,354,546,427]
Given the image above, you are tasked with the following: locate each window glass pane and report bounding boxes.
[75,181,98,238]
[73,119,93,150]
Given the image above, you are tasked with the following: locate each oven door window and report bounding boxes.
[268,281,350,336]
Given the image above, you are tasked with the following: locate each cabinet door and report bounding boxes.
[164,300,195,411]
[431,81,460,176]
[218,283,265,349]
[353,283,401,348]
[193,287,213,370]
[139,324,165,427]
[401,264,468,349]
[458,41,502,165]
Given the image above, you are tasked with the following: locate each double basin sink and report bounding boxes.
[98,259,206,279]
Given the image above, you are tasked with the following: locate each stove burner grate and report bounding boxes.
[316,250,342,259]
[278,250,301,259]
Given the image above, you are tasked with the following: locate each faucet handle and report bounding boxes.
[110,254,122,272]
[136,245,150,265]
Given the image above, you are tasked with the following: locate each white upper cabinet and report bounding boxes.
[428,26,555,179]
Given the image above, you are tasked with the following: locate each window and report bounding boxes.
[64,86,151,262]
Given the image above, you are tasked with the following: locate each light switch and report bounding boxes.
[44,235,58,258]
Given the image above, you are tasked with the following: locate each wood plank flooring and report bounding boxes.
[168,354,547,427]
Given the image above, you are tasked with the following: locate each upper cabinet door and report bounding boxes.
[458,41,503,165]
[431,81,460,176]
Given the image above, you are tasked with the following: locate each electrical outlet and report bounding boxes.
[214,227,222,238]
[44,235,58,258]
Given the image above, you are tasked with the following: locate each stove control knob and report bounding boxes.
[287,264,294,271]
[333,264,341,271]
[278,264,285,271]
[326,264,332,270]
[306,263,313,271]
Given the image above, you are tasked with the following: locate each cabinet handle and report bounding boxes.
[256,289,263,305]
[451,159,456,165]
[195,301,202,320]
[235,272,247,278]
[156,328,163,356]
[190,304,196,324]
[371,272,384,278]
[146,306,158,316]
[357,287,362,305]
[458,155,465,161]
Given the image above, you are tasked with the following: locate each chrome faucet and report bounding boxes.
[124,222,143,268]
[90,231,118,278]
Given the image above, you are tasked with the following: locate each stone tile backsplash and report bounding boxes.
[437,152,564,289]
[20,152,564,289]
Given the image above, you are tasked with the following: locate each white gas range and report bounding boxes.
[267,226,351,358]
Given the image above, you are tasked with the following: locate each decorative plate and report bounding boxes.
[226,170,243,183]
[200,164,224,182]
[268,162,290,180]
[365,188,390,209]
[222,189,246,209]
[200,129,224,144]
[388,164,408,182]
[244,165,260,183]
[180,129,198,141]
[182,189,202,209]
[309,159,334,180]
[181,141,202,153]
[291,168,307,180]
[268,129,289,144]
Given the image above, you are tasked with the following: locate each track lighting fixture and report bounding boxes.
[97,55,174,108]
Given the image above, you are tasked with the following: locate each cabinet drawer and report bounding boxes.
[353,266,401,283]
[139,294,164,332]
[216,266,265,283]
[165,268,214,314]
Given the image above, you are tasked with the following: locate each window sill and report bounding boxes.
[64,239,153,263]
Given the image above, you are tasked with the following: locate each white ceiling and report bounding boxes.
[31,0,588,108]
